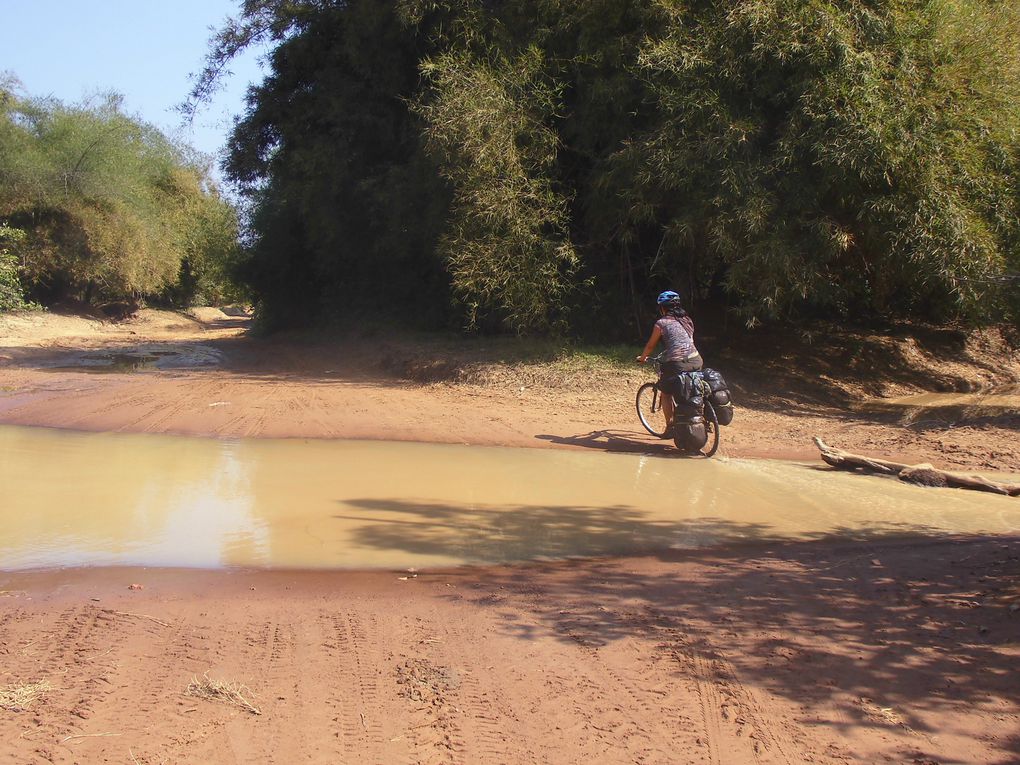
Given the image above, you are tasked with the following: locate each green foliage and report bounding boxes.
[215,1,452,330]
[0,224,36,311]
[0,80,241,308]
[196,0,1020,335]
[624,0,1020,324]
[414,47,577,332]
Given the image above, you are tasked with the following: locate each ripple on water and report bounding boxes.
[1,425,1017,571]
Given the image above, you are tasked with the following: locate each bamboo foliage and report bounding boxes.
[414,48,578,331]
[191,0,1020,333]
[629,0,1020,323]
[0,85,239,307]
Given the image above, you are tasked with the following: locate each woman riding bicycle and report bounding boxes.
[636,291,703,435]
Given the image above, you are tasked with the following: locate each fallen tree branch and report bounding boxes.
[813,438,1020,496]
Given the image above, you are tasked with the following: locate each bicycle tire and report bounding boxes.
[636,382,670,438]
[701,399,720,457]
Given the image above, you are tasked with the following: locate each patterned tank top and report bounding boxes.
[655,316,698,363]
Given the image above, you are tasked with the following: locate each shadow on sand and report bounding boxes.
[333,493,1020,758]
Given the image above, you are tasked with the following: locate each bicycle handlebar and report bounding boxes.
[638,351,667,363]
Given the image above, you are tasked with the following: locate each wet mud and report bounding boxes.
[864,384,1020,424]
[40,343,223,373]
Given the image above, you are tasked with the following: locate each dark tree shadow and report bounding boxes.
[335,498,780,564]
[331,494,1020,760]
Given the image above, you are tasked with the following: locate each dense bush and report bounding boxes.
[194,0,1020,335]
[414,47,578,332]
[0,224,35,311]
[625,0,1020,325]
[0,81,241,309]
[207,2,451,330]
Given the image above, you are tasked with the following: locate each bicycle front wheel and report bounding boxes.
[636,382,670,438]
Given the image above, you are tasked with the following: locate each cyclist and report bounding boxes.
[636,290,703,435]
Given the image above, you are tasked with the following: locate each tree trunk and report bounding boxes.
[813,438,1020,496]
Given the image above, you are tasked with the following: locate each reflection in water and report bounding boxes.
[864,385,1020,422]
[42,344,223,373]
[1,425,1017,571]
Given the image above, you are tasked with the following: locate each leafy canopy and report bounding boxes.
[193,0,1020,334]
[0,79,241,308]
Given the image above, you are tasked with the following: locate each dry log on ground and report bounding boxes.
[813,437,1020,496]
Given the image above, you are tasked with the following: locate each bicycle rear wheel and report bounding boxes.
[636,382,670,437]
[701,400,720,457]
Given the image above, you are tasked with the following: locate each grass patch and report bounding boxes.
[185,673,262,715]
[0,680,51,711]
[383,332,638,386]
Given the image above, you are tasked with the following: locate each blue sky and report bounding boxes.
[2,0,267,169]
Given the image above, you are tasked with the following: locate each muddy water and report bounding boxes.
[42,344,223,373]
[1,426,1017,571]
[866,384,1020,421]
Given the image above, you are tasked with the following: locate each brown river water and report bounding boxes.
[865,384,1020,422]
[1,425,1017,571]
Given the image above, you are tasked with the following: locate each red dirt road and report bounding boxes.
[3,539,1019,765]
[1,309,1018,470]
[1,310,1018,764]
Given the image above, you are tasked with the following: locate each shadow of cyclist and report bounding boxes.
[535,430,674,455]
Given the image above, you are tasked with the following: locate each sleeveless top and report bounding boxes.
[656,315,698,363]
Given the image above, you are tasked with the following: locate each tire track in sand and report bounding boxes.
[552,624,698,764]
[30,606,193,763]
[39,607,127,728]
[648,609,813,765]
[320,610,394,762]
[396,616,532,765]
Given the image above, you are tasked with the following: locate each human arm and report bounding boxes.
[636,324,662,363]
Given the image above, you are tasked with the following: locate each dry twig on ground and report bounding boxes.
[0,681,51,711]
[185,673,262,715]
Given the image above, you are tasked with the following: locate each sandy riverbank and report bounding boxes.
[2,307,1019,468]
[1,309,1018,764]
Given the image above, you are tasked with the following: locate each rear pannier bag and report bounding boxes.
[676,421,708,450]
[673,394,703,422]
[701,368,735,426]
[659,373,709,423]
[702,368,728,393]
[714,401,734,426]
[656,374,694,400]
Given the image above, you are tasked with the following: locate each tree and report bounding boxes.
[193,0,1020,334]
[0,224,33,311]
[216,1,452,329]
[0,80,240,308]
[414,47,577,332]
[622,0,1020,324]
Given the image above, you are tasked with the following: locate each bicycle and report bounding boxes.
[636,352,720,457]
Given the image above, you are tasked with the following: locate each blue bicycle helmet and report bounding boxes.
[656,290,680,305]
